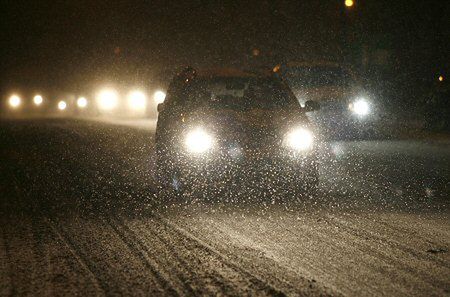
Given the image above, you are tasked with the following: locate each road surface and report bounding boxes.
[1,119,449,296]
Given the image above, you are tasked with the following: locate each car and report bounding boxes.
[155,67,320,199]
[276,61,379,139]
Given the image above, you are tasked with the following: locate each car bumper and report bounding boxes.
[162,150,318,192]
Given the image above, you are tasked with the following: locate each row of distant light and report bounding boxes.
[7,89,166,112]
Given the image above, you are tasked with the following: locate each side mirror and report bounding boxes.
[304,100,320,112]
[157,103,165,113]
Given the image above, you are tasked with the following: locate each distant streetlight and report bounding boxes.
[252,48,260,57]
[345,0,354,7]
[33,95,43,106]
[438,75,444,82]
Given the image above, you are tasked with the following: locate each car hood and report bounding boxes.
[188,106,307,128]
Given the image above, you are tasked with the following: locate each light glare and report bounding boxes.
[97,89,118,111]
[185,128,213,153]
[154,90,166,104]
[345,0,354,7]
[285,128,314,151]
[33,95,43,106]
[127,90,147,111]
[351,99,370,115]
[77,97,88,108]
[9,95,21,108]
[58,101,67,110]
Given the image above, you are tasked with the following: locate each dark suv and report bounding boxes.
[155,67,320,197]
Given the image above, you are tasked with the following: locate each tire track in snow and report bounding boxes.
[192,209,383,296]
[158,215,293,297]
[260,211,448,296]
[324,214,450,293]
[326,214,450,268]
[105,217,182,296]
[46,218,105,295]
[132,218,261,296]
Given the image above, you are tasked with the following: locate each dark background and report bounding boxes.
[1,0,448,106]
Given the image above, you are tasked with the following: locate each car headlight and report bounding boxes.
[8,95,21,108]
[77,97,88,108]
[285,127,314,151]
[154,90,166,104]
[185,128,214,153]
[349,98,370,116]
[127,90,147,111]
[97,89,118,111]
[58,100,67,110]
[33,95,43,106]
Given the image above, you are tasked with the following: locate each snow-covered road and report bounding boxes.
[1,119,448,296]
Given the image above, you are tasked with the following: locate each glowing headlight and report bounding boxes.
[58,100,67,110]
[127,90,147,111]
[154,90,166,104]
[350,98,370,116]
[77,97,88,108]
[8,95,21,108]
[33,95,43,106]
[185,128,213,153]
[97,89,118,111]
[285,128,314,151]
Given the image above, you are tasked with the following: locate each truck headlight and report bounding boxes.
[185,128,214,153]
[350,98,370,116]
[285,128,314,151]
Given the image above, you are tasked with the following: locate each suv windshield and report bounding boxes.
[284,66,352,88]
[183,77,298,110]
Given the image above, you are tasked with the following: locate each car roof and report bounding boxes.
[190,68,273,79]
[272,61,356,79]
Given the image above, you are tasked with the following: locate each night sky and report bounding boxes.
[1,0,448,95]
